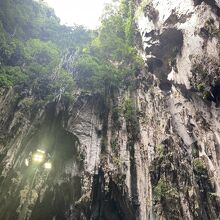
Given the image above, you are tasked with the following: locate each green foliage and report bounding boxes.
[19,97,34,109]
[190,55,220,100]
[24,39,60,74]
[112,156,124,167]
[124,98,139,140]
[0,22,24,64]
[97,0,142,63]
[0,33,75,98]
[73,54,119,92]
[112,106,121,130]
[0,66,26,86]
[53,69,76,100]
[208,192,219,199]
[0,0,91,49]
[54,25,92,50]
[202,90,212,100]
[196,83,212,100]
[197,83,205,92]
[101,136,108,154]
[0,0,60,40]
[124,99,134,122]
[200,18,219,39]
[193,158,207,175]
[0,0,80,100]
[155,144,164,158]
[153,178,178,202]
[0,0,143,102]
[73,0,144,93]
[24,39,59,62]
[110,137,119,153]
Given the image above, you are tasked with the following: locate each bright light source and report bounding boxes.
[33,153,44,163]
[37,149,45,154]
[44,162,52,169]
[25,159,29,167]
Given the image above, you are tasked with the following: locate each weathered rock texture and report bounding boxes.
[0,0,220,220]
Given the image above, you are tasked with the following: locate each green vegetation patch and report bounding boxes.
[0,66,27,86]
[190,55,220,100]
[193,158,207,175]
[199,18,219,39]
[153,177,178,202]
[155,144,164,158]
[0,0,144,103]
[124,98,139,141]
[73,0,144,93]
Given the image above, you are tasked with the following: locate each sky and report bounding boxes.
[44,0,111,29]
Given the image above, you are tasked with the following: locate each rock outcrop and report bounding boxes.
[0,0,219,220]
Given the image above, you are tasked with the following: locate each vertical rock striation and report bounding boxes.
[0,0,220,219]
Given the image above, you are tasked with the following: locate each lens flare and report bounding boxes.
[33,153,44,163]
[44,162,52,169]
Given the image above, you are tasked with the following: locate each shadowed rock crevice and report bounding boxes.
[193,0,220,16]
[30,176,82,220]
[90,168,135,220]
[145,28,183,59]
[144,28,183,91]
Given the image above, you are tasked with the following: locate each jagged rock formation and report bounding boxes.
[0,0,220,220]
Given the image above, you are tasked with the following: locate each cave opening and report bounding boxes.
[0,102,83,220]
[29,102,82,220]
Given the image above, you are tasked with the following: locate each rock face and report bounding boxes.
[0,0,220,220]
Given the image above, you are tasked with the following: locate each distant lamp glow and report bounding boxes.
[44,162,52,169]
[25,159,29,167]
[33,153,44,163]
[37,149,45,154]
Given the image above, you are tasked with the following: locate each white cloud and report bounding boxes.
[44,0,110,29]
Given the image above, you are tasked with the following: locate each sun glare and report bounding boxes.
[44,0,111,29]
